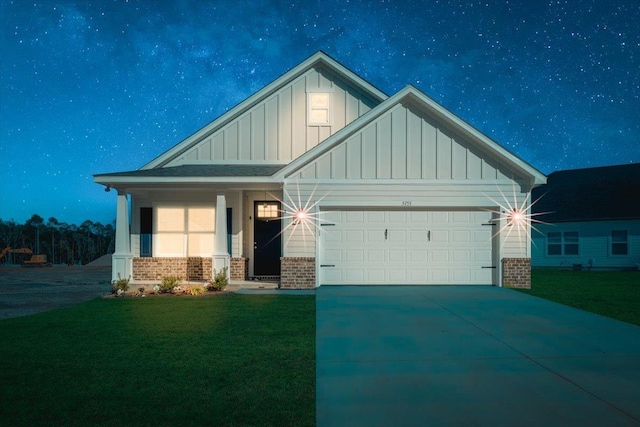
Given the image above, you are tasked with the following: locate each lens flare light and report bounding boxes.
[485,185,550,251]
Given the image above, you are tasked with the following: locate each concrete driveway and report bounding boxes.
[316,286,640,427]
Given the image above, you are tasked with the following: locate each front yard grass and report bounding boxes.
[518,269,640,326]
[0,294,315,427]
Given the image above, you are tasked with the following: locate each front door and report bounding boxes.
[254,201,282,276]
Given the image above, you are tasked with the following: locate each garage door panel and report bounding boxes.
[410,250,427,262]
[452,230,470,243]
[346,250,364,262]
[388,230,407,243]
[431,230,449,243]
[346,230,364,242]
[325,249,343,263]
[367,249,385,262]
[366,211,385,222]
[410,231,429,242]
[365,230,384,243]
[389,249,407,263]
[431,250,449,262]
[453,250,470,262]
[320,210,494,285]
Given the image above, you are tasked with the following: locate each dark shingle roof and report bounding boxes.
[96,164,285,178]
[532,163,640,222]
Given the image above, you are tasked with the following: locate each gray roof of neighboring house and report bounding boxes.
[95,164,285,178]
[532,163,640,222]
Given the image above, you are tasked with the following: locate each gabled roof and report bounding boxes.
[532,163,640,222]
[277,85,546,186]
[141,51,388,170]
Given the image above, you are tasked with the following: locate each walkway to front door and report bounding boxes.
[316,286,640,427]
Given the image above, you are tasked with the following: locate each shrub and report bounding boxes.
[206,267,228,291]
[159,276,182,293]
[111,275,130,294]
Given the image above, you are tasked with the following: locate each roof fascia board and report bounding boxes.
[93,175,281,185]
[142,51,388,170]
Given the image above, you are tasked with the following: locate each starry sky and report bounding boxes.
[1,0,639,225]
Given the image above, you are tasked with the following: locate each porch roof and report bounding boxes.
[95,164,285,178]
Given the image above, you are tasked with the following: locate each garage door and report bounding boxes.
[319,210,494,285]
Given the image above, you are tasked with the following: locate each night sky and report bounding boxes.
[1,0,639,225]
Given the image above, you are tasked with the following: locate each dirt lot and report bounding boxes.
[0,266,111,320]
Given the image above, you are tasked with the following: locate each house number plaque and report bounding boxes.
[402,201,412,206]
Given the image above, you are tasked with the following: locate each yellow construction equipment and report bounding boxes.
[22,254,53,268]
[0,247,33,261]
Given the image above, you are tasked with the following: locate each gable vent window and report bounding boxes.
[611,230,628,255]
[308,92,332,126]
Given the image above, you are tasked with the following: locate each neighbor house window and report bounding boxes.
[611,230,628,255]
[547,231,579,256]
[308,92,332,126]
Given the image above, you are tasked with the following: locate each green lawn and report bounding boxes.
[518,269,640,326]
[0,294,315,427]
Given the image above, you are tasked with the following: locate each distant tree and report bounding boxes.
[0,215,115,265]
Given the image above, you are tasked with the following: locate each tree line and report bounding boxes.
[0,214,115,265]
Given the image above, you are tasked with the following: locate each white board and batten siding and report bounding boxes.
[282,98,532,285]
[165,65,378,166]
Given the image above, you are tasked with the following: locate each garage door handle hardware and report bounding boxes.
[385,229,388,240]
[321,223,335,227]
[482,266,497,269]
[482,223,496,226]
[428,230,431,241]
[320,264,335,268]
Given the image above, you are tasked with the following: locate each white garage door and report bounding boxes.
[319,210,494,285]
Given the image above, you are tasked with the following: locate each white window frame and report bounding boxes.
[307,91,333,126]
[154,205,215,257]
[547,231,579,256]
[610,230,629,256]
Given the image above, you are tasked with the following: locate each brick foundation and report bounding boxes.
[502,258,531,289]
[133,257,212,281]
[280,257,316,289]
[133,257,248,281]
[230,257,248,281]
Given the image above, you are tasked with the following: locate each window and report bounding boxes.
[611,230,628,255]
[308,92,332,125]
[140,207,152,257]
[257,202,279,219]
[547,231,579,256]
[155,206,215,257]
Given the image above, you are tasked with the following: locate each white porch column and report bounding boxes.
[112,190,133,283]
[213,193,230,280]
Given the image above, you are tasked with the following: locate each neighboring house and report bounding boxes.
[531,163,640,270]
[94,51,546,289]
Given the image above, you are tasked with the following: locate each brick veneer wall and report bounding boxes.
[133,257,213,281]
[230,257,248,281]
[280,257,316,289]
[133,257,248,281]
[502,258,531,289]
